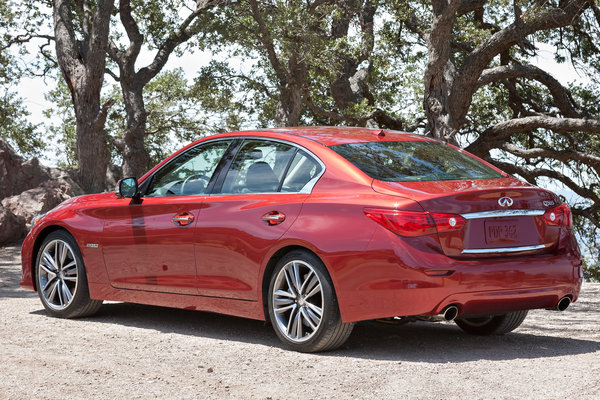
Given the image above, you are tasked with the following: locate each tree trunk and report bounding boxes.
[121,82,150,178]
[423,0,461,143]
[73,91,109,193]
[274,83,303,127]
[53,0,113,193]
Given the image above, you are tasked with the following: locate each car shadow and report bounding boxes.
[338,320,600,362]
[29,301,600,362]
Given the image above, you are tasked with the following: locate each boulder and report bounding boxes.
[0,139,51,199]
[1,180,75,225]
[0,205,26,245]
[0,138,86,234]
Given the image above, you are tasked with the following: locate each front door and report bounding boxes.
[102,140,233,294]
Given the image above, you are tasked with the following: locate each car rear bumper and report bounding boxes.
[331,230,583,323]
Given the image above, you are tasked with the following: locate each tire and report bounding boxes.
[455,310,528,336]
[267,250,354,352]
[35,230,103,318]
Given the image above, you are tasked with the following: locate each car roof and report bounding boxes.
[222,126,438,146]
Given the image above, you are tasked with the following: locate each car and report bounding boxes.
[20,127,583,352]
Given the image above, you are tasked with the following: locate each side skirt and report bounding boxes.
[88,283,265,321]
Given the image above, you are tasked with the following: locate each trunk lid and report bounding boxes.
[372,177,563,257]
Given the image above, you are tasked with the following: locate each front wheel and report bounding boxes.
[455,310,528,336]
[267,250,354,352]
[36,230,103,318]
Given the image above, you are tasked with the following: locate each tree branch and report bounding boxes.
[490,159,600,207]
[466,115,600,156]
[53,0,83,79]
[248,0,287,83]
[478,64,585,118]
[86,0,114,81]
[501,142,600,176]
[118,0,144,65]
[450,0,593,126]
[137,0,226,85]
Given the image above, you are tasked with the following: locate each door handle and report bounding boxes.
[261,211,286,226]
[172,213,194,226]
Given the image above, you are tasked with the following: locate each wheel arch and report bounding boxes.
[260,244,337,321]
[30,225,75,291]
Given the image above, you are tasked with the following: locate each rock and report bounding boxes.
[0,139,87,228]
[1,180,75,225]
[48,168,84,196]
[0,139,51,199]
[0,205,26,245]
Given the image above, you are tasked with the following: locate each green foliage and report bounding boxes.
[43,78,77,168]
[0,89,44,156]
[45,69,213,167]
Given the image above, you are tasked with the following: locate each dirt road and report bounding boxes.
[1,244,599,399]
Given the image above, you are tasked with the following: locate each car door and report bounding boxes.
[101,139,234,294]
[194,138,324,300]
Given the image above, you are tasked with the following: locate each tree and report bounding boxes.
[45,68,212,169]
[0,0,46,156]
[106,0,228,179]
[53,0,114,193]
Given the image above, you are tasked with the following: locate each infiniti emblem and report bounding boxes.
[498,196,514,207]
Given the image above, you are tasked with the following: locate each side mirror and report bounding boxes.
[117,177,139,198]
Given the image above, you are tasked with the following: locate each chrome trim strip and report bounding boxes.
[461,244,547,254]
[460,209,545,220]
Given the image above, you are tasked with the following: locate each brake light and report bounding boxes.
[542,204,572,228]
[364,208,466,237]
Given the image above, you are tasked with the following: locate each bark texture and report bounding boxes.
[53,0,114,193]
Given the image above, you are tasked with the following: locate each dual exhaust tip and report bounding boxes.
[433,297,570,322]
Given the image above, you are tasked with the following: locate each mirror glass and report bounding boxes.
[118,177,138,198]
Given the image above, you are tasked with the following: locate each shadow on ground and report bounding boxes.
[29,300,600,363]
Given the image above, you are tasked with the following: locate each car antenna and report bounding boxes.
[373,129,385,137]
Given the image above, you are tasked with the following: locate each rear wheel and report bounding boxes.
[267,250,354,352]
[36,230,103,318]
[455,310,528,335]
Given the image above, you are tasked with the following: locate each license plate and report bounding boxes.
[485,219,518,244]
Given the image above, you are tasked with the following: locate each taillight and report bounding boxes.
[364,208,466,237]
[542,204,572,228]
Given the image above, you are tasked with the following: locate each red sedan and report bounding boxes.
[20,127,582,352]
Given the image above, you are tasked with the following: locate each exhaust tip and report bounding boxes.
[442,305,459,321]
[556,296,571,311]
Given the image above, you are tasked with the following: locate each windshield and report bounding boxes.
[330,141,504,182]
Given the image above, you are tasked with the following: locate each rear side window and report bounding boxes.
[330,141,503,182]
[221,140,296,193]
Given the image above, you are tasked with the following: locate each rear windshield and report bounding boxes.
[330,141,504,182]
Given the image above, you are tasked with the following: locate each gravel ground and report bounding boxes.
[1,244,599,399]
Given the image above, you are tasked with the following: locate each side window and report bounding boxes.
[221,140,296,194]
[280,150,323,192]
[146,140,232,197]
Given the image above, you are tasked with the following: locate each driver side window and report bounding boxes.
[146,140,232,197]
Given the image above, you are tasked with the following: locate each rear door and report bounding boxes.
[194,139,324,300]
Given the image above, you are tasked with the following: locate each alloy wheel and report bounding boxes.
[272,260,324,343]
[38,239,79,310]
